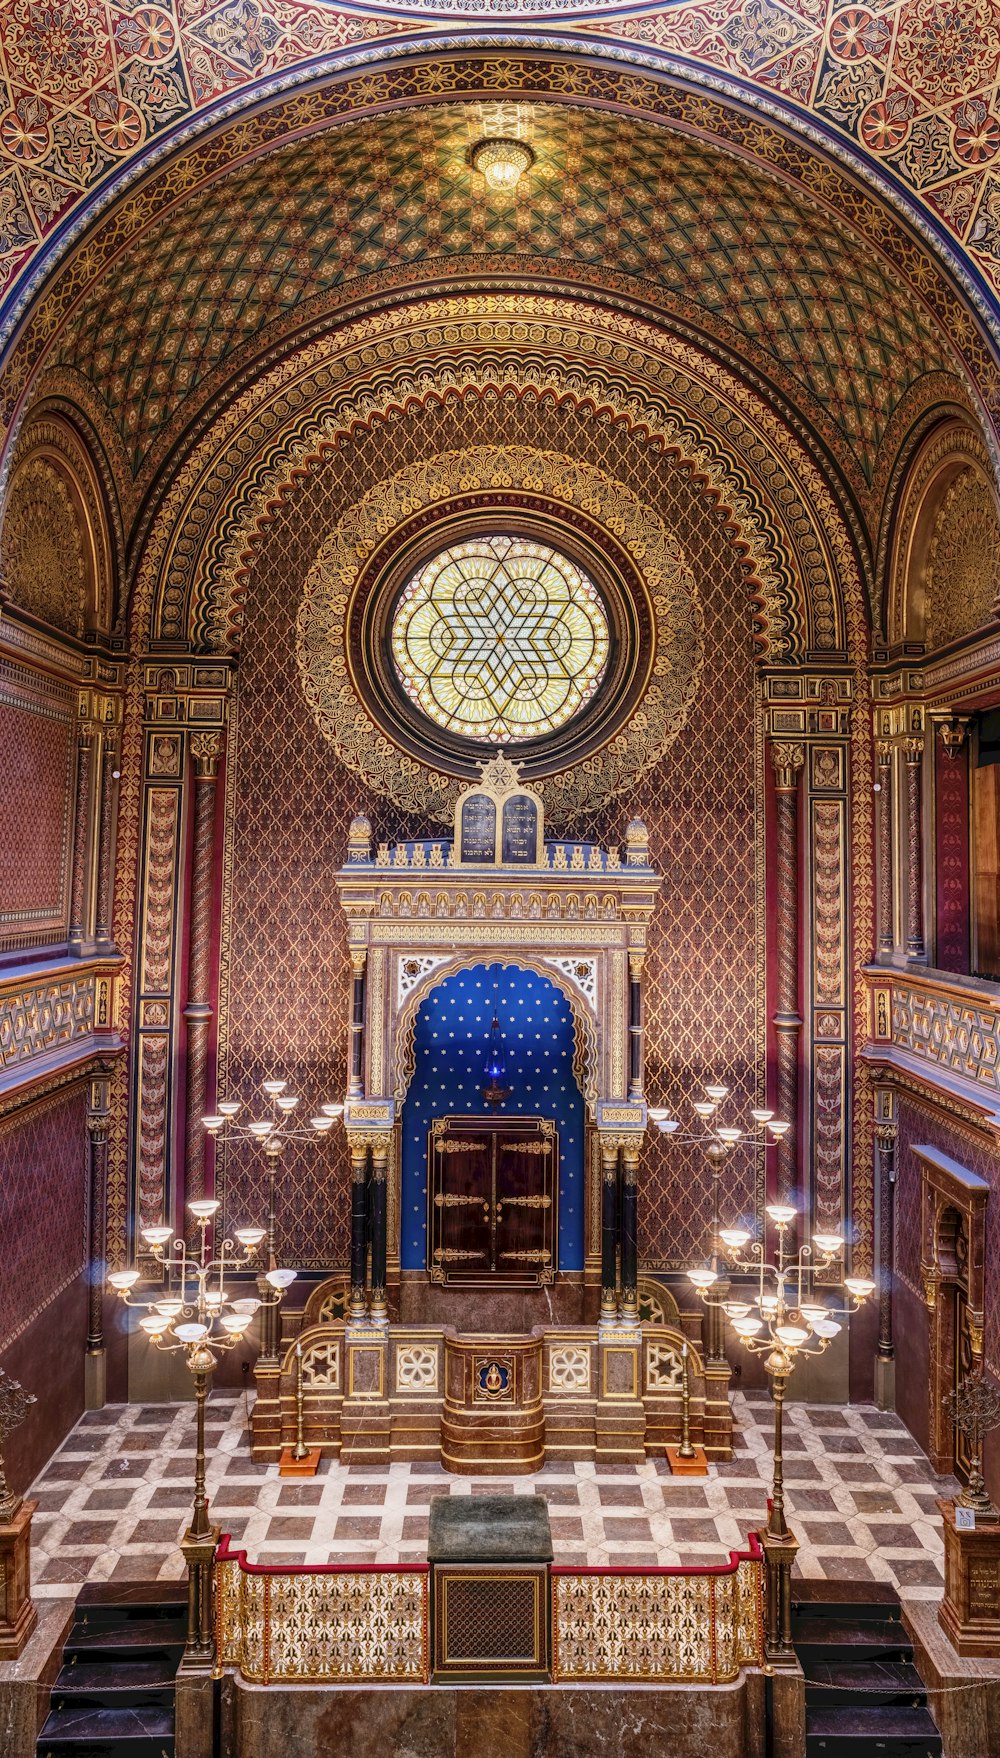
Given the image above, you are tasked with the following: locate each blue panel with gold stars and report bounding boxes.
[401,963,584,1272]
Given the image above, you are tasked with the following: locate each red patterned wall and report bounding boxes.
[223,399,759,1272]
[0,1084,90,1491]
[935,739,970,974]
[0,659,76,950]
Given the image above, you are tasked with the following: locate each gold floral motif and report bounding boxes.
[1,456,85,637]
[552,1552,764,1683]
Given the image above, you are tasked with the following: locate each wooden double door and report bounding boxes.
[428,1115,558,1286]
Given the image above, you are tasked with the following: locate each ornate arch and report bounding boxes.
[885,419,1000,649]
[393,953,600,1115]
[126,294,857,661]
[0,407,117,638]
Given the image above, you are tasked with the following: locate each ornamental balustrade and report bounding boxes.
[213,1534,765,1685]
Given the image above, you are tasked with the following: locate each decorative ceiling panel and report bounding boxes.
[0,0,998,358]
[45,100,956,487]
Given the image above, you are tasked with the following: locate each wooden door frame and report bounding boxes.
[916,1142,988,1472]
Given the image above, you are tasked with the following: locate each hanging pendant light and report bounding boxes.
[481,978,512,1110]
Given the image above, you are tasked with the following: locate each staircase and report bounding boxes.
[36,1581,186,1758]
[791,1583,942,1757]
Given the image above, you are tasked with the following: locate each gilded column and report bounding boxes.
[771,742,805,1205]
[600,1139,619,1327]
[68,728,94,952]
[85,1068,111,1408]
[348,951,366,1100]
[369,1140,389,1327]
[904,737,925,960]
[876,741,893,955]
[619,1137,640,1327]
[349,1137,370,1323]
[183,733,224,1210]
[627,953,644,1102]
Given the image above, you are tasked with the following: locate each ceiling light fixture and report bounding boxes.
[471,137,534,193]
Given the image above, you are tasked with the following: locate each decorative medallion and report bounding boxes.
[296,446,702,826]
[474,1357,514,1402]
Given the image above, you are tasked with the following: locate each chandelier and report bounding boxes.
[471,137,534,192]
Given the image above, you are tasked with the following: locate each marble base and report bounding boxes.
[905,1596,1000,1758]
[222,1674,767,1758]
[0,1598,74,1758]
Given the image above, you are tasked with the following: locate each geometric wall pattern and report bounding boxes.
[0,658,76,950]
[0,1085,89,1353]
[1,0,1000,340]
[217,391,762,1273]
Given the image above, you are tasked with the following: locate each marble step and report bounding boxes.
[54,1658,177,1696]
[793,1587,902,1623]
[37,1699,174,1757]
[804,1659,927,1708]
[806,1703,942,1755]
[793,1617,913,1663]
[77,1582,187,1609]
[63,1618,185,1661]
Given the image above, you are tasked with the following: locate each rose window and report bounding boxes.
[390,535,610,743]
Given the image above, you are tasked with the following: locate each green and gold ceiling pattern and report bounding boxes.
[49,102,956,490]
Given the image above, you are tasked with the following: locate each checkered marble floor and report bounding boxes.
[29,1391,953,1604]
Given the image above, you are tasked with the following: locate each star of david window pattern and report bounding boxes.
[390,536,610,744]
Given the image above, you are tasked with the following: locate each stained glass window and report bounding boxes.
[390,535,610,744]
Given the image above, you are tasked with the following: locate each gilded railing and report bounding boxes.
[214,1537,430,1684]
[551,1537,766,1683]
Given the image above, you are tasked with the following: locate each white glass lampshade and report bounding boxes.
[310,1116,334,1132]
[844,1276,876,1300]
[812,1233,845,1256]
[658,1118,680,1133]
[811,1318,842,1339]
[766,1204,797,1226]
[235,1227,267,1249]
[200,1115,225,1133]
[140,1225,173,1248]
[776,1323,809,1348]
[262,1079,287,1096]
[732,1316,763,1338]
[688,1267,718,1291]
[767,1120,791,1139]
[265,1268,297,1289]
[799,1302,828,1324]
[716,1127,742,1144]
[220,1312,251,1334]
[320,1102,344,1118]
[692,1101,716,1119]
[139,1314,171,1336]
[750,1109,774,1124]
[722,1301,752,1319]
[759,1294,779,1315]
[704,1084,730,1102]
[204,1290,224,1311]
[155,1299,183,1318]
[175,1322,209,1343]
[247,1121,273,1140]
[217,1100,242,1118]
[276,1095,299,1113]
[188,1199,220,1221]
[109,1269,140,1291]
[232,1298,262,1316]
[719,1226,751,1251]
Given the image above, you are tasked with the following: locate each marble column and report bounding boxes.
[770,743,805,1205]
[85,1071,111,1409]
[183,733,224,1211]
[68,728,94,952]
[369,1141,389,1326]
[620,1137,640,1327]
[600,1140,619,1327]
[349,1138,370,1323]
[876,741,894,955]
[93,732,119,949]
[904,736,926,960]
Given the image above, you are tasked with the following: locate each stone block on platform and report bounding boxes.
[666,1444,709,1476]
[939,1498,1000,1658]
[0,1501,38,1660]
[429,1494,553,1563]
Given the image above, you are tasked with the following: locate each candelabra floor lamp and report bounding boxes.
[109,1199,296,1664]
[688,1204,873,1660]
